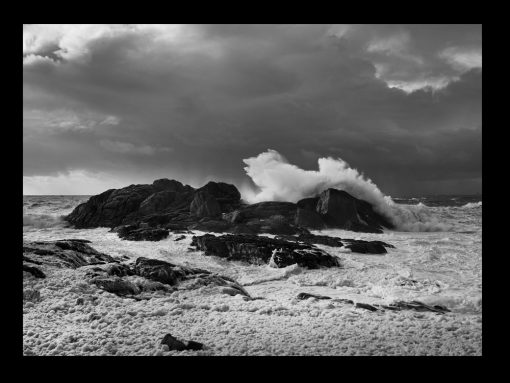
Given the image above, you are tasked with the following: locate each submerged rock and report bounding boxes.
[191,234,340,269]
[275,233,395,254]
[296,292,332,300]
[117,226,169,241]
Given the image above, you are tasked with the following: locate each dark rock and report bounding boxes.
[355,302,378,311]
[185,340,204,351]
[316,189,394,233]
[23,240,117,269]
[174,235,186,241]
[106,263,134,277]
[118,227,169,241]
[190,191,221,218]
[296,197,319,211]
[66,185,155,228]
[343,240,388,254]
[152,179,185,192]
[138,190,176,215]
[65,179,196,229]
[296,233,344,247]
[333,298,354,305]
[91,277,141,296]
[196,181,241,212]
[380,300,450,314]
[275,233,394,254]
[133,257,191,285]
[296,292,331,300]
[160,334,204,351]
[190,219,230,233]
[295,208,326,229]
[236,202,297,221]
[23,264,46,278]
[191,234,340,269]
[23,255,43,265]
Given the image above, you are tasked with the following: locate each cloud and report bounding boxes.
[439,47,482,72]
[23,24,481,196]
[99,140,172,155]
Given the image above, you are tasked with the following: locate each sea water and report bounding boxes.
[22,194,482,315]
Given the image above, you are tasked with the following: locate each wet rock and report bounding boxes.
[23,240,117,269]
[91,277,141,296]
[133,257,190,285]
[316,189,394,233]
[118,227,169,241]
[275,233,394,254]
[191,234,340,269]
[189,219,231,233]
[23,264,46,278]
[296,292,331,300]
[342,239,389,254]
[161,334,203,351]
[355,302,378,311]
[174,235,186,241]
[138,190,176,215]
[195,181,241,212]
[190,191,221,218]
[185,340,204,351]
[106,263,134,277]
[379,300,450,314]
[295,208,326,229]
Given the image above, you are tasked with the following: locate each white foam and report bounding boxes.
[242,150,453,232]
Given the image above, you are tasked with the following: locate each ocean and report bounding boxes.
[23,194,482,315]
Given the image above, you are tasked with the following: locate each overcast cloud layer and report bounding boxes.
[23,24,482,196]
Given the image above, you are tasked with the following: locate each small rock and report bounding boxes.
[355,302,378,311]
[186,340,204,351]
[297,292,331,300]
[160,334,187,351]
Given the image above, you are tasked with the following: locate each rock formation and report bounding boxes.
[65,178,395,237]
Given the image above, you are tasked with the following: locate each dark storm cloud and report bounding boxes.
[23,24,481,195]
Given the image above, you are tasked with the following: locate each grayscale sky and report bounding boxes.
[23,24,482,196]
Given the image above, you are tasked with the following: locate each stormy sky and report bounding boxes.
[23,24,482,197]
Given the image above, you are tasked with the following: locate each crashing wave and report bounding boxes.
[461,201,482,209]
[243,150,452,232]
[23,213,67,228]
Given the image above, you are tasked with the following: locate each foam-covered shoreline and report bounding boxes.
[23,259,482,356]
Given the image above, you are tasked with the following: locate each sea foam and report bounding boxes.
[242,149,452,232]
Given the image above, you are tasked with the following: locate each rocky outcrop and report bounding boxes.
[196,181,241,212]
[190,191,221,218]
[83,255,250,298]
[23,240,251,300]
[190,234,341,269]
[65,177,394,238]
[315,189,394,233]
[23,239,117,268]
[275,233,394,255]
[65,179,240,230]
[116,226,169,241]
[295,293,450,314]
